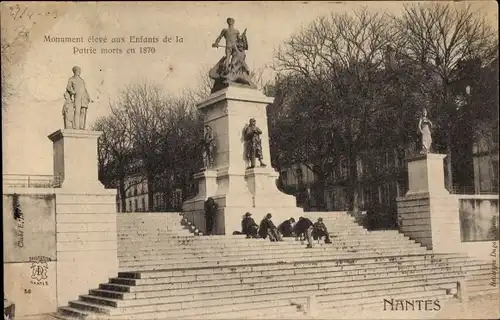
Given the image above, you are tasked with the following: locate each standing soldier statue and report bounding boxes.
[244,118,266,169]
[65,66,93,129]
[201,124,216,169]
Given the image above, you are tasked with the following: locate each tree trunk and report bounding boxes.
[312,164,326,211]
[443,82,454,191]
[118,164,126,212]
[119,179,126,212]
[347,146,360,212]
[147,173,155,212]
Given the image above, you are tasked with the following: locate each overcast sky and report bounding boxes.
[2,1,497,175]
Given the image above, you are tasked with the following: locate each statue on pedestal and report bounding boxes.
[418,108,433,154]
[244,118,266,169]
[209,18,255,93]
[64,66,93,130]
[201,124,215,169]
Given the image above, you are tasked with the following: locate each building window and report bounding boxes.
[142,197,146,212]
[128,200,132,212]
[134,199,138,212]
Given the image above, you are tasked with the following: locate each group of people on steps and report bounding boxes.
[204,197,332,248]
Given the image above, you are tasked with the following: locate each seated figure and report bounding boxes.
[312,217,332,244]
[259,213,283,242]
[241,212,259,238]
[278,217,296,237]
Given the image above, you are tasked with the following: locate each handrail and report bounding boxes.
[3,174,63,188]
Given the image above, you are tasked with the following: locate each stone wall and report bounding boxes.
[3,188,57,316]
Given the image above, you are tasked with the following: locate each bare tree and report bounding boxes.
[394,2,497,189]
[117,82,171,211]
[273,9,398,210]
[93,108,136,212]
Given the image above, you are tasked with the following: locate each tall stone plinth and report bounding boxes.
[48,129,118,307]
[48,129,105,191]
[397,154,460,252]
[182,86,303,234]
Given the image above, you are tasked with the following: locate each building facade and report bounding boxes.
[115,173,184,213]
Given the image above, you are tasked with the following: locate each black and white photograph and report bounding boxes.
[2,1,499,319]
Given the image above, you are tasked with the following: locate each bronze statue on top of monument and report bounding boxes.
[209,17,257,93]
[63,66,93,130]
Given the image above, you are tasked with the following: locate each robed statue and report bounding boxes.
[243,118,266,169]
[202,124,216,169]
[418,108,433,154]
[63,66,93,129]
[210,18,255,93]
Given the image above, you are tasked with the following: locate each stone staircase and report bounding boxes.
[54,212,497,319]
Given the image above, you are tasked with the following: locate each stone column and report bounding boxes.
[397,154,460,252]
[48,129,118,307]
[183,86,303,235]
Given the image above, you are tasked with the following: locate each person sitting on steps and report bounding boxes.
[293,216,314,248]
[258,213,283,242]
[278,217,296,237]
[241,212,259,238]
[312,217,332,244]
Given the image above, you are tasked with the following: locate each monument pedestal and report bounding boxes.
[183,86,303,234]
[397,153,460,252]
[48,129,105,191]
[406,153,449,196]
[47,129,118,307]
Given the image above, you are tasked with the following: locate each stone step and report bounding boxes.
[63,299,296,320]
[117,246,429,264]
[116,234,410,246]
[200,304,303,320]
[117,238,408,247]
[70,277,460,316]
[113,257,470,284]
[117,240,295,250]
[116,240,423,253]
[118,236,416,247]
[116,253,466,274]
[117,249,431,269]
[118,234,247,240]
[117,245,426,261]
[117,244,417,255]
[117,252,458,272]
[93,267,464,300]
[115,258,458,282]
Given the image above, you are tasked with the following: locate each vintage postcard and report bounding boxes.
[2,1,499,320]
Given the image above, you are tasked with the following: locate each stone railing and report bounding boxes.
[3,174,62,188]
[457,194,499,242]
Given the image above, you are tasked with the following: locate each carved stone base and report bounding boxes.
[182,86,304,235]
